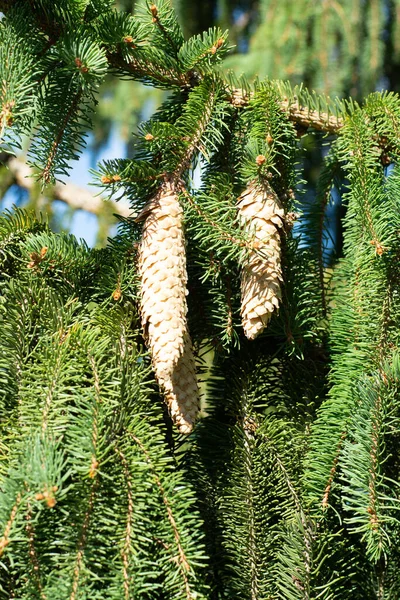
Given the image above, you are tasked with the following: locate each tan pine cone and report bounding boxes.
[164,333,200,434]
[137,183,200,433]
[238,180,284,340]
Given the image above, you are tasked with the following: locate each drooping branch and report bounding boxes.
[128,431,193,597]
[0,154,131,218]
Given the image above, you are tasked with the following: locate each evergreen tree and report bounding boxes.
[1,1,400,598]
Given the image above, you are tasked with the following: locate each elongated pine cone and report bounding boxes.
[163,333,200,434]
[137,183,200,433]
[238,180,284,340]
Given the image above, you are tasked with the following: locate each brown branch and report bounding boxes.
[26,503,46,600]
[0,493,22,557]
[229,89,345,134]
[279,99,344,133]
[107,56,347,136]
[108,44,345,138]
[107,48,347,136]
[321,431,347,509]
[0,155,132,218]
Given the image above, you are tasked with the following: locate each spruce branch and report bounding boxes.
[0,492,22,559]
[25,503,46,600]
[87,353,100,478]
[340,360,400,562]
[115,447,135,600]
[279,97,344,134]
[106,48,190,88]
[302,145,342,318]
[147,2,181,57]
[171,75,228,179]
[229,88,345,134]
[321,432,346,510]
[179,184,249,250]
[127,431,194,598]
[69,482,98,600]
[40,342,66,434]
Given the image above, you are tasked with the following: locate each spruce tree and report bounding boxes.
[1,1,400,598]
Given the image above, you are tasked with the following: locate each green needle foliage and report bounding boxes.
[2,1,400,598]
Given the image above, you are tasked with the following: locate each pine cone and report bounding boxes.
[238,181,284,340]
[137,183,200,433]
[164,333,200,434]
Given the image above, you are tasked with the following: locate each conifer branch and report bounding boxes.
[106,51,190,88]
[179,184,247,249]
[115,447,135,600]
[69,482,97,600]
[4,2,400,595]
[279,98,345,134]
[225,275,233,340]
[172,79,220,180]
[0,492,22,558]
[229,89,345,133]
[128,432,193,598]
[318,191,329,316]
[41,347,64,434]
[242,421,258,600]
[26,503,46,599]
[367,393,381,533]
[88,353,101,478]
[321,432,346,510]
[265,435,302,514]
[68,353,102,599]
[149,3,181,57]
